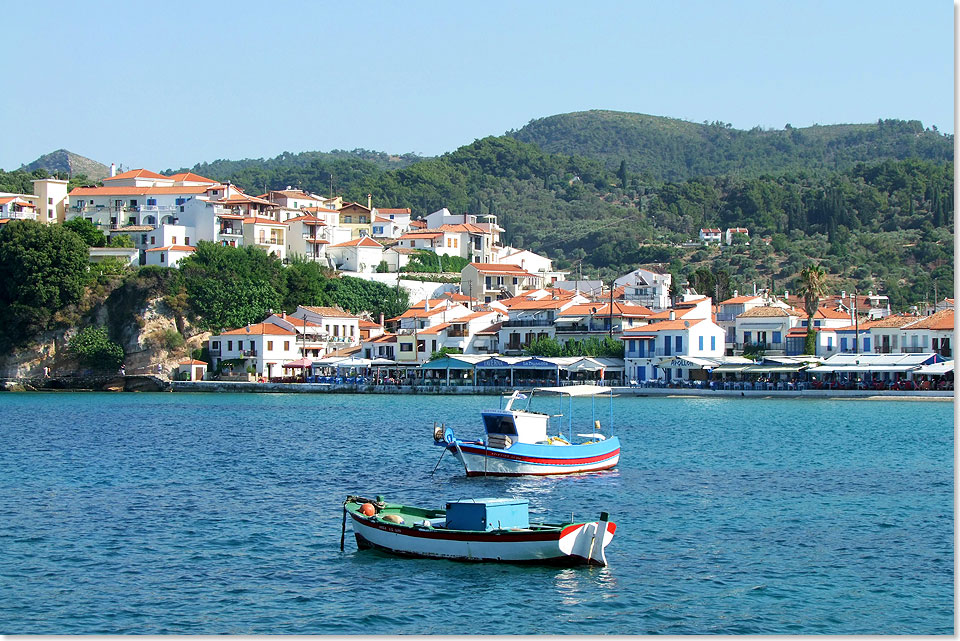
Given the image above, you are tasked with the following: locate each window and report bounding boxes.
[146,199,157,206]
[228,341,233,351]
[513,277,518,285]
[675,336,682,353]
[400,343,413,352]
[743,331,752,344]
[284,341,289,350]
[840,338,848,351]
[710,336,716,351]
[172,237,177,244]
[185,237,190,245]
[141,234,147,244]
[827,336,833,349]
[453,238,458,248]
[160,253,165,263]
[130,200,138,207]
[447,238,452,247]
[863,337,871,352]
[212,341,220,350]
[698,336,703,351]
[664,336,671,356]
[267,341,274,350]
[150,236,155,245]
[48,197,53,205]
[773,331,782,344]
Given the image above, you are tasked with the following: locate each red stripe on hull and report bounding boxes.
[457,445,621,466]
[464,459,619,477]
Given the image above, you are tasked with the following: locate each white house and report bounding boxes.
[622,317,726,383]
[382,246,418,272]
[613,265,672,310]
[0,196,38,221]
[699,228,722,244]
[144,244,195,268]
[387,299,473,364]
[208,322,300,379]
[327,236,384,273]
[287,305,362,353]
[285,214,332,264]
[733,306,802,356]
[460,263,544,304]
[725,227,749,245]
[901,308,954,358]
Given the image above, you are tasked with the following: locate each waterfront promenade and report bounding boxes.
[167,379,953,400]
[4,375,952,400]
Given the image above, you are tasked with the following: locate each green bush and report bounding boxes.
[69,326,125,370]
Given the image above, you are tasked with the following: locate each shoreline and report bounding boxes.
[3,377,951,401]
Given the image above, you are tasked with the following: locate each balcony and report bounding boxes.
[733,342,785,353]
[219,227,243,236]
[502,319,553,328]
[241,349,258,357]
[900,346,926,353]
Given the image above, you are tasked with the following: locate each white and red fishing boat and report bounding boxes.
[342,495,616,566]
[433,385,621,476]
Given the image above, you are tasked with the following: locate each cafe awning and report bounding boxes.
[281,357,313,369]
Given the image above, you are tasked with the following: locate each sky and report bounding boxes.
[1,0,954,172]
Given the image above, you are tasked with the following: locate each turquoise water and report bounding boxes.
[0,392,952,634]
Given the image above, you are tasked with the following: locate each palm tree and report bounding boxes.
[795,265,828,355]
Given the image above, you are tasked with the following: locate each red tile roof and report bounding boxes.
[103,168,168,182]
[220,323,297,336]
[623,318,705,333]
[329,237,383,249]
[168,172,218,184]
[905,308,954,331]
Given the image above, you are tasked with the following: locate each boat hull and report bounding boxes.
[348,511,615,565]
[447,437,621,476]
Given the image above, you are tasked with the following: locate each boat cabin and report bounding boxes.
[445,498,530,531]
[481,406,549,445]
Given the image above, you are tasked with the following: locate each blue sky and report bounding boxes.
[1,0,953,172]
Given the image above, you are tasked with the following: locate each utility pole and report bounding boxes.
[854,289,859,354]
[609,281,614,339]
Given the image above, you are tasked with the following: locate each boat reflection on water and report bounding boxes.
[553,566,620,607]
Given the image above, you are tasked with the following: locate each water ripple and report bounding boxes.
[0,392,952,634]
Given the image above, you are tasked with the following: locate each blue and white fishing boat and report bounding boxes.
[433,385,621,476]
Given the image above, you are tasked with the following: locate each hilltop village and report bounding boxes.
[0,167,953,392]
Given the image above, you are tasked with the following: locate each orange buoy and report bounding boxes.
[360,503,376,516]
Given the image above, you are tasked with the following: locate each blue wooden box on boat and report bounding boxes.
[342,495,616,565]
[433,384,622,476]
[445,498,530,531]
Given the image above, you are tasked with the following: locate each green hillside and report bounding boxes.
[508,110,953,181]
[180,133,952,310]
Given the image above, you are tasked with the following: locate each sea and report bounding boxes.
[0,391,953,634]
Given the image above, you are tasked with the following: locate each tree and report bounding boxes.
[617,159,627,189]
[795,264,828,355]
[0,220,89,347]
[62,218,106,247]
[69,326,125,371]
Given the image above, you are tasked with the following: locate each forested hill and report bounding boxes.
[171,149,424,192]
[174,133,953,310]
[508,110,953,182]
